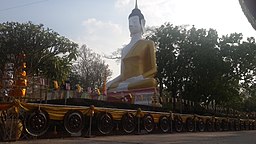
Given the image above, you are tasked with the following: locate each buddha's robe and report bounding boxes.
[108,39,157,92]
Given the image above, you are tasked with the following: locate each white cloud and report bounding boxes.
[114,0,176,26]
[115,0,131,9]
[82,18,123,36]
[75,18,130,78]
[78,18,128,54]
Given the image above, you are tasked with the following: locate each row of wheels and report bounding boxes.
[24,109,85,137]
[23,109,256,137]
[97,112,170,135]
[23,109,171,136]
[174,118,215,132]
[173,117,256,132]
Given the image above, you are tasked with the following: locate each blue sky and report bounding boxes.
[0,0,119,38]
[1,0,256,78]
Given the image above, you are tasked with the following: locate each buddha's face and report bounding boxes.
[129,16,142,35]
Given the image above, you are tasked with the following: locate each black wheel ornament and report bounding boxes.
[143,114,155,133]
[121,113,136,134]
[64,110,85,134]
[244,121,248,130]
[215,119,221,131]
[249,122,253,130]
[229,120,234,131]
[0,124,5,141]
[97,113,114,135]
[240,121,244,130]
[159,116,170,133]
[186,117,194,132]
[206,119,213,131]
[235,120,240,131]
[174,117,183,132]
[24,109,49,137]
[197,118,205,132]
[221,120,228,131]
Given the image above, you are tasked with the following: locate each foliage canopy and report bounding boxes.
[70,45,112,90]
[0,22,79,82]
[146,23,256,111]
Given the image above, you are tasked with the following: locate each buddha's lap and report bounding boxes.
[108,78,157,90]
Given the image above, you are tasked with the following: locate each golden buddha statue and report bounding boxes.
[107,1,157,92]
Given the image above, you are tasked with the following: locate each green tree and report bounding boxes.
[146,23,256,111]
[219,34,256,110]
[71,45,112,90]
[146,24,186,99]
[0,22,78,82]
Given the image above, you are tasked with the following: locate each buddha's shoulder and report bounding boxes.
[136,39,154,45]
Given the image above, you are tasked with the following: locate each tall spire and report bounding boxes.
[135,0,138,9]
[129,0,144,20]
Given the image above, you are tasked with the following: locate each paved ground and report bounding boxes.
[4,131,256,144]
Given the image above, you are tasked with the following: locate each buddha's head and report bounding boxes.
[128,1,145,36]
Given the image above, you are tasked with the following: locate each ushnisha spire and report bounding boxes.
[128,0,144,21]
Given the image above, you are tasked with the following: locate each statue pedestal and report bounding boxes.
[106,87,160,107]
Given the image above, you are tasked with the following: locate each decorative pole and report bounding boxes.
[102,70,107,100]
[136,108,142,134]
